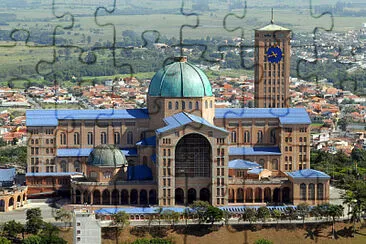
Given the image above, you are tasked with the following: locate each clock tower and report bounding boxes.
[254,10,291,108]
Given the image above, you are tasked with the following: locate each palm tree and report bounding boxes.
[154,207,164,226]
[297,203,310,224]
[240,208,257,224]
[327,204,344,239]
[272,209,282,226]
[110,211,130,244]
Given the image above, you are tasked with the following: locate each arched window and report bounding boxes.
[205,100,208,108]
[74,161,81,172]
[60,160,67,172]
[60,133,66,145]
[299,137,303,142]
[35,139,39,144]
[231,131,237,143]
[127,131,133,145]
[74,132,80,145]
[100,132,107,144]
[270,128,276,144]
[189,101,192,109]
[175,101,179,110]
[168,101,172,110]
[308,183,315,200]
[210,100,213,108]
[244,131,250,143]
[182,101,185,110]
[317,183,324,200]
[272,159,279,170]
[87,132,93,145]
[195,101,199,110]
[114,132,120,144]
[300,183,307,201]
[257,131,263,143]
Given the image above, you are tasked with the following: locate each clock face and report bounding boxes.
[266,46,283,63]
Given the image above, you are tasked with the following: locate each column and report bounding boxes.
[252,190,254,203]
[234,188,237,203]
[261,189,265,203]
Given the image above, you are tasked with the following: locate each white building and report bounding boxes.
[73,209,101,244]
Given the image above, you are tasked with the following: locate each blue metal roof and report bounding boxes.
[26,172,83,177]
[0,168,16,182]
[228,159,260,169]
[26,109,149,126]
[157,112,228,134]
[287,169,330,179]
[215,108,311,125]
[136,136,156,146]
[229,146,281,156]
[95,207,186,215]
[127,165,152,181]
[247,168,264,175]
[56,148,137,157]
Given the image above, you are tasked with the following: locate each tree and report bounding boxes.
[257,206,270,223]
[326,204,344,239]
[297,203,310,224]
[162,210,180,227]
[22,235,42,244]
[272,209,282,225]
[54,208,72,228]
[25,208,43,234]
[284,207,297,223]
[154,207,164,226]
[40,222,59,239]
[240,208,257,224]
[2,220,24,240]
[189,200,210,225]
[0,237,11,244]
[254,239,273,244]
[223,210,231,225]
[110,211,130,244]
[204,206,223,225]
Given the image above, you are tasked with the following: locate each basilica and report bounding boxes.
[26,21,330,207]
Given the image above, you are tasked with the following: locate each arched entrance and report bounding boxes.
[237,188,244,203]
[245,188,253,203]
[228,189,234,203]
[17,195,21,206]
[149,190,157,205]
[282,187,291,203]
[200,188,210,202]
[83,191,90,204]
[175,134,212,177]
[75,190,81,204]
[93,190,101,205]
[112,189,119,205]
[273,188,280,203]
[255,188,262,203]
[9,197,14,208]
[130,189,138,204]
[102,190,110,205]
[264,188,271,203]
[121,190,129,204]
[0,199,5,212]
[175,188,184,205]
[188,188,196,204]
[140,190,148,205]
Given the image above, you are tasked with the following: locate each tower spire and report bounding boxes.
[271,8,274,24]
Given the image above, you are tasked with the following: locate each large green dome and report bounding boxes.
[87,145,127,167]
[148,57,213,97]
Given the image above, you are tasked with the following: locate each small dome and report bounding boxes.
[148,57,213,97]
[87,145,127,167]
